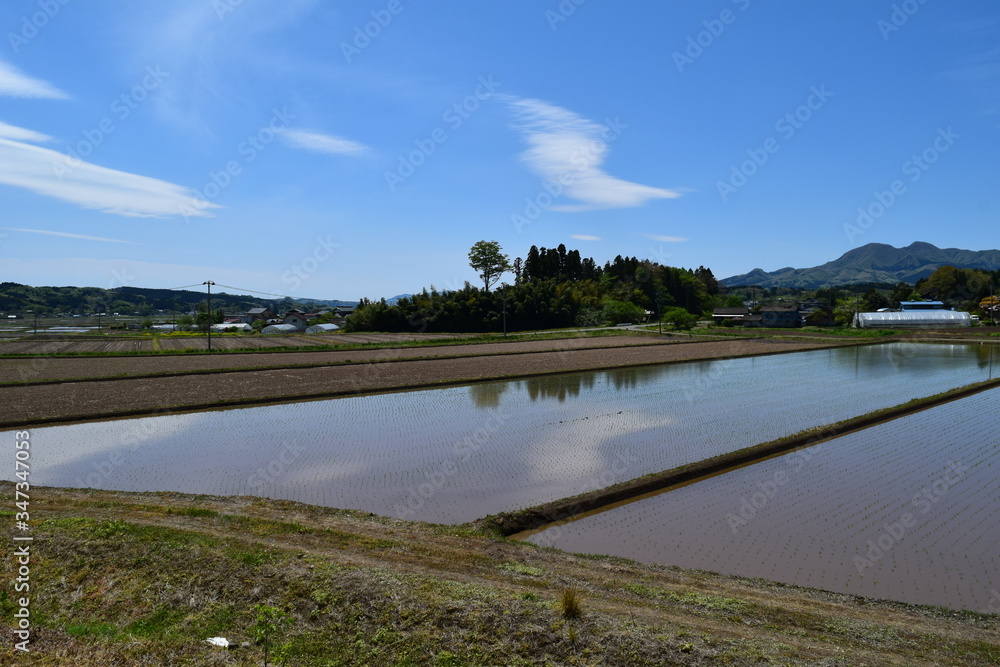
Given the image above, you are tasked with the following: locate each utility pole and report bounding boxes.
[203,281,215,352]
[502,283,508,337]
[656,293,662,335]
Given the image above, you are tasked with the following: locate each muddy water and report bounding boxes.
[3,342,996,526]
[524,386,1000,612]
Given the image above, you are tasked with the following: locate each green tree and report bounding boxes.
[468,240,511,292]
[661,306,698,330]
[602,299,645,324]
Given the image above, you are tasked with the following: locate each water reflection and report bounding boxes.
[5,342,996,526]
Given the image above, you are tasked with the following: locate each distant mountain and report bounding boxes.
[0,283,355,316]
[386,294,412,305]
[722,242,1000,288]
[296,298,358,308]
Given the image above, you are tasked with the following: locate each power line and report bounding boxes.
[212,283,293,299]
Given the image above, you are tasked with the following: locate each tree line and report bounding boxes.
[345,242,721,333]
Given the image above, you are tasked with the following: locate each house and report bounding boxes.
[281,309,309,330]
[899,301,946,311]
[247,308,275,321]
[332,306,355,318]
[798,299,835,326]
[760,304,801,328]
[712,307,749,325]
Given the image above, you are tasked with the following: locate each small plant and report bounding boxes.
[559,587,582,621]
[250,603,292,667]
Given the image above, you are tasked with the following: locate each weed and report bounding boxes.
[559,588,582,621]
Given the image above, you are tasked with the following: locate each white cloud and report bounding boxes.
[642,234,689,243]
[2,228,139,245]
[0,120,53,143]
[0,137,219,218]
[507,97,681,212]
[0,59,69,99]
[283,129,370,156]
[571,234,602,241]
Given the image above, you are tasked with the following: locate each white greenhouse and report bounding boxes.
[305,323,340,334]
[261,323,300,335]
[853,310,972,329]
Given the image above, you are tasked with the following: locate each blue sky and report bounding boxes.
[1,1,998,301]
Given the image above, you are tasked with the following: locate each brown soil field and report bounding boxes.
[2,335,682,383]
[0,336,853,427]
[0,331,471,355]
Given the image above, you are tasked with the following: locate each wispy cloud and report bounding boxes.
[283,129,370,156]
[571,234,602,241]
[641,234,689,243]
[507,97,681,212]
[0,59,69,99]
[0,120,53,143]
[2,228,139,245]
[0,137,219,218]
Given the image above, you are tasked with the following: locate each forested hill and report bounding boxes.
[346,244,721,333]
[0,283,354,316]
[722,242,1000,288]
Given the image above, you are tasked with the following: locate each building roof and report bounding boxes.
[306,323,340,333]
[900,301,946,310]
[713,307,749,316]
[854,310,971,327]
[261,323,299,334]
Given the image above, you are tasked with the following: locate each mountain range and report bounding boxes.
[722,242,1000,288]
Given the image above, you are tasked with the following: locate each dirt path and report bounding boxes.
[0,337,850,427]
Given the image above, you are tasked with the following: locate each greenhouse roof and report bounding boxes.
[854,310,971,328]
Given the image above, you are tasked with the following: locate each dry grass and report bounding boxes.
[1,484,997,666]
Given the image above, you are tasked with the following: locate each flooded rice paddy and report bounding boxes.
[524,386,1000,612]
[4,343,995,527]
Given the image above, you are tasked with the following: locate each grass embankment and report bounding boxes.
[2,486,997,665]
[485,377,1000,537]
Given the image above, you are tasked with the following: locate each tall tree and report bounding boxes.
[468,240,512,292]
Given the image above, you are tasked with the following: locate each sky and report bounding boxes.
[1,1,998,301]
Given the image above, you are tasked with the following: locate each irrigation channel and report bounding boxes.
[5,342,998,610]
